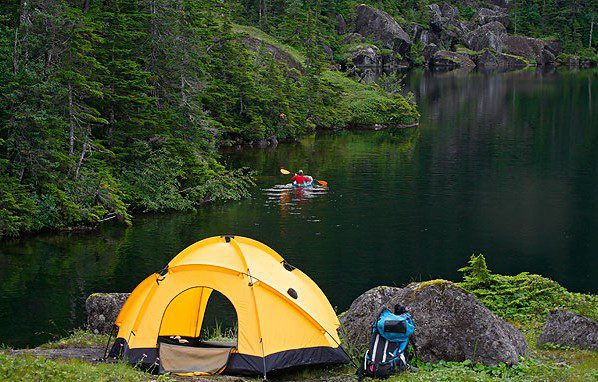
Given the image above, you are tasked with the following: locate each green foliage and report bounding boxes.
[0,1,420,237]
[459,254,598,322]
[323,71,419,127]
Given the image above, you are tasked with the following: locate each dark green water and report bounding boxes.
[1,69,596,348]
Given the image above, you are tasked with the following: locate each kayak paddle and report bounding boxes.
[280,168,291,175]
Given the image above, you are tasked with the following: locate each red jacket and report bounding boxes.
[291,174,311,184]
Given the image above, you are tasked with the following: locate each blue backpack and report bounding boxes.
[357,307,415,379]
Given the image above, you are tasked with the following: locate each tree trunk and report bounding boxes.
[82,0,90,13]
[73,142,88,180]
[12,28,19,74]
[68,82,75,156]
[590,14,594,49]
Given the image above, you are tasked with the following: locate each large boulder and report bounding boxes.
[538,310,598,350]
[431,50,476,69]
[422,43,440,66]
[349,44,382,67]
[86,293,130,334]
[354,5,412,55]
[502,36,555,65]
[428,3,470,45]
[475,50,530,68]
[471,8,510,28]
[340,281,527,366]
[464,22,506,52]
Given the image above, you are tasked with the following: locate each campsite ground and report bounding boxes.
[2,314,597,381]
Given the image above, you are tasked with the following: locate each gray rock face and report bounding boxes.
[431,50,476,68]
[86,293,129,334]
[349,45,381,67]
[343,33,365,44]
[471,8,509,27]
[354,5,412,54]
[340,282,527,366]
[475,50,529,68]
[464,22,506,52]
[544,39,563,56]
[538,310,598,350]
[502,35,554,65]
[422,43,440,66]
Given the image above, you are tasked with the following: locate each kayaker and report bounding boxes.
[291,170,311,185]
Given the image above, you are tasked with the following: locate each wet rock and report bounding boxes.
[475,50,529,68]
[340,281,527,366]
[502,35,554,65]
[354,5,412,55]
[538,310,598,350]
[422,43,440,66]
[431,50,475,68]
[336,14,347,35]
[471,8,509,28]
[86,293,129,334]
[268,136,278,147]
[349,44,381,67]
[464,22,506,52]
[343,32,365,44]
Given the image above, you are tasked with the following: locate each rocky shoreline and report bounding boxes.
[339,3,595,79]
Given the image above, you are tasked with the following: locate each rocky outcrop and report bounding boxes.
[349,45,381,67]
[544,40,563,57]
[340,281,527,366]
[241,36,304,73]
[428,3,470,47]
[502,36,555,65]
[538,310,598,350]
[431,50,475,68]
[471,8,509,28]
[422,43,440,66]
[354,4,412,55]
[464,22,506,52]
[86,293,129,334]
[343,33,365,44]
[475,50,529,68]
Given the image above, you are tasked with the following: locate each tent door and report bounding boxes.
[159,342,233,375]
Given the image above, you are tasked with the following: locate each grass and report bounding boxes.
[0,353,167,382]
[38,329,109,350]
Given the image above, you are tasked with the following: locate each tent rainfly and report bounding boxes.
[107,235,349,377]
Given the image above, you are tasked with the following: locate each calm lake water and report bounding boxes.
[1,68,596,348]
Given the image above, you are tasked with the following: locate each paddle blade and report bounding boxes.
[280,168,291,175]
[317,180,328,187]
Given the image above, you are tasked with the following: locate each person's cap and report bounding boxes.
[298,170,304,174]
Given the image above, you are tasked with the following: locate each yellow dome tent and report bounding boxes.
[108,235,349,376]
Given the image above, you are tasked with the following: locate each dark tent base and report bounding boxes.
[108,337,349,375]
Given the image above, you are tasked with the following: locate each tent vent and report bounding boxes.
[282,261,295,272]
[287,288,298,299]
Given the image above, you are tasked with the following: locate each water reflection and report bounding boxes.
[0,68,595,348]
